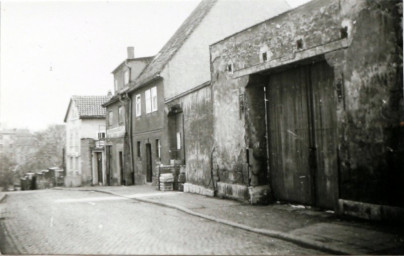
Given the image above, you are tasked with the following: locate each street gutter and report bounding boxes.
[93,189,349,255]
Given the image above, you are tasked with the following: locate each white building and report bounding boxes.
[63,95,111,187]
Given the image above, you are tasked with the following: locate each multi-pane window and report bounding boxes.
[145,89,151,114]
[151,87,157,111]
[135,94,141,117]
[118,106,124,125]
[108,111,114,126]
[145,86,157,114]
[124,70,129,85]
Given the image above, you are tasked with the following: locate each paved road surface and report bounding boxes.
[0,189,323,255]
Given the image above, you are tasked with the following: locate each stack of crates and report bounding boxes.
[159,173,174,191]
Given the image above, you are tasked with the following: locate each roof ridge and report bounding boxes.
[133,0,218,88]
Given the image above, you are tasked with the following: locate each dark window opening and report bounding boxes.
[262,52,267,62]
[340,26,348,39]
[137,141,141,158]
[227,63,233,73]
[296,39,303,50]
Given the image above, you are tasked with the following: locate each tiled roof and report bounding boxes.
[134,0,217,88]
[64,95,111,122]
[72,95,111,118]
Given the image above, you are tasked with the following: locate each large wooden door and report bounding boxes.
[310,62,338,209]
[267,61,337,209]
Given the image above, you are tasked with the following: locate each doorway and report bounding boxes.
[168,106,185,163]
[266,61,338,209]
[119,151,124,185]
[145,143,153,182]
[96,152,103,184]
[106,146,112,186]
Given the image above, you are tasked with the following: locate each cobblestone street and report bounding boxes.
[0,189,323,255]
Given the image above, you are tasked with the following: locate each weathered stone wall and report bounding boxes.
[210,0,403,206]
[165,85,214,188]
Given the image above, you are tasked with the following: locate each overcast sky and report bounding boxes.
[1,0,310,131]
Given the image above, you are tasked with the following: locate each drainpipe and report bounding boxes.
[263,86,271,186]
[210,146,217,196]
[182,113,186,164]
[127,92,135,185]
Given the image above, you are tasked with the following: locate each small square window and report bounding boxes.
[226,64,233,73]
[296,39,303,50]
[340,26,348,39]
[262,52,267,62]
[137,141,141,158]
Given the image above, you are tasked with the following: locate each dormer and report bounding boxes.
[111,47,154,94]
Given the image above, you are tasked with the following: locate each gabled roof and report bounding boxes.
[133,0,217,89]
[111,56,154,74]
[64,95,111,122]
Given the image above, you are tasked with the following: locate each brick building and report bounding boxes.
[209,0,403,220]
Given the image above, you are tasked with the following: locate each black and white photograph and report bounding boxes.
[0,0,403,254]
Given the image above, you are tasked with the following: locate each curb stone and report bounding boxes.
[94,189,350,255]
[0,194,7,203]
[0,193,6,255]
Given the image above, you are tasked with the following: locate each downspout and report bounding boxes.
[182,113,186,164]
[210,146,217,196]
[263,86,271,188]
[123,61,135,185]
[127,92,135,185]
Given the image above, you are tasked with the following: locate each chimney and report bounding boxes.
[127,46,134,59]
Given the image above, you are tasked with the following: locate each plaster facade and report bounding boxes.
[209,0,403,215]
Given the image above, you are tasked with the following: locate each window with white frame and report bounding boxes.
[114,79,118,92]
[145,89,151,114]
[151,86,157,111]
[177,132,181,150]
[135,94,141,117]
[108,111,113,126]
[124,70,129,85]
[118,106,124,125]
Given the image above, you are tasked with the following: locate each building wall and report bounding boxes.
[80,138,95,186]
[105,100,127,186]
[105,139,124,185]
[65,102,81,176]
[65,101,106,186]
[114,59,151,94]
[81,119,105,139]
[165,85,214,188]
[210,0,403,207]
[131,79,165,185]
[162,0,291,100]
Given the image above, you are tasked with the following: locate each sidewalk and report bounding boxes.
[63,185,404,255]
